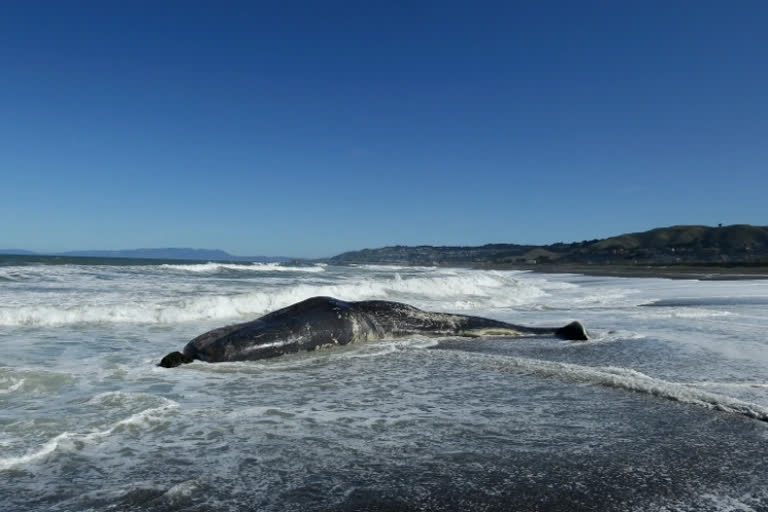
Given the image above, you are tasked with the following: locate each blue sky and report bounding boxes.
[1,2,766,258]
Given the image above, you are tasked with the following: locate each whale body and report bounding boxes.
[159,296,588,368]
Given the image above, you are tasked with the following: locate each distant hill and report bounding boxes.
[0,249,36,255]
[5,225,767,266]
[330,243,540,267]
[329,225,768,266]
[0,248,290,262]
[58,248,237,261]
[593,225,768,251]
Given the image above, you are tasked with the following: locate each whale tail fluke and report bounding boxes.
[555,321,589,341]
[158,351,194,368]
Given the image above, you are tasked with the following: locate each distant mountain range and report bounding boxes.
[0,247,289,262]
[329,225,768,267]
[0,249,37,255]
[4,225,768,266]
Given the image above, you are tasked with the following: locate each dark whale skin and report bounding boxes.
[159,296,588,367]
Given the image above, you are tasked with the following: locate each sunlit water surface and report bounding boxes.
[2,260,767,511]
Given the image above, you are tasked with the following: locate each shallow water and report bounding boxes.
[1,259,767,511]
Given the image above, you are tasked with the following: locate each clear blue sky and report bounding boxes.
[1,2,766,258]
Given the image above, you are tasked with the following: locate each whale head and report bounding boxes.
[158,351,194,368]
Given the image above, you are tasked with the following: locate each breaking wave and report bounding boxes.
[0,271,553,327]
[159,262,326,273]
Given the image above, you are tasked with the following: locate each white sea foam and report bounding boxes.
[687,381,768,390]
[697,492,767,512]
[0,396,179,471]
[0,263,662,328]
[4,262,768,509]
[160,262,326,273]
[568,329,647,345]
[0,368,74,395]
[162,479,202,500]
[0,269,551,326]
[632,307,734,319]
[353,264,438,271]
[459,352,768,422]
[0,377,25,394]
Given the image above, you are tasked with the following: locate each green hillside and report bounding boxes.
[594,225,768,251]
[330,225,768,266]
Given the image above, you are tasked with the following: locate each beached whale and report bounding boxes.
[159,296,588,368]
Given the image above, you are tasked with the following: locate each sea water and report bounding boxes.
[1,257,767,511]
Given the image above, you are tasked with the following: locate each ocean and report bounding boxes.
[1,256,767,511]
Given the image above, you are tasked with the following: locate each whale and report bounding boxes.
[158,296,588,368]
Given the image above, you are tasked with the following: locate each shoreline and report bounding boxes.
[470,263,768,280]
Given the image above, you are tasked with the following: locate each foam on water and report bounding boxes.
[565,328,648,345]
[449,351,768,422]
[352,264,439,271]
[692,381,768,389]
[0,377,24,394]
[0,394,179,471]
[3,260,768,510]
[697,492,768,512]
[160,262,326,273]
[630,307,735,320]
[0,367,74,395]
[0,268,556,326]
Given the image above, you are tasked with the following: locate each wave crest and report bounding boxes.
[160,262,325,273]
[458,352,768,423]
[0,396,178,471]
[0,270,547,327]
